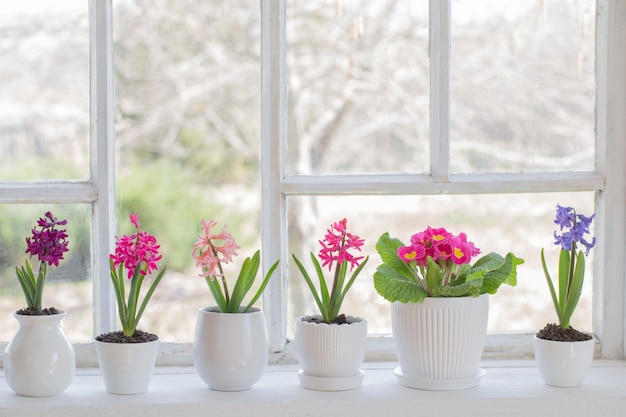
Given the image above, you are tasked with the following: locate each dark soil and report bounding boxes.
[95,329,159,343]
[16,307,61,315]
[304,313,350,325]
[536,323,592,342]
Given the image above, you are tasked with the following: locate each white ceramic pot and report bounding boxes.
[391,294,489,390]
[295,315,367,391]
[95,337,160,394]
[534,335,594,387]
[194,307,269,391]
[4,310,75,397]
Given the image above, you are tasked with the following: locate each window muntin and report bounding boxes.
[450,0,595,174]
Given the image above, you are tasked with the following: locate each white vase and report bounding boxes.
[194,307,269,391]
[391,294,489,390]
[4,310,75,397]
[94,337,160,394]
[294,315,367,391]
[534,335,594,387]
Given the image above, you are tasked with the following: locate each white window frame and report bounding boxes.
[260,0,626,359]
[0,0,623,364]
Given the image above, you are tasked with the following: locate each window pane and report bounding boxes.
[0,1,89,180]
[286,192,594,337]
[286,0,430,175]
[450,0,595,173]
[0,204,92,343]
[113,0,261,342]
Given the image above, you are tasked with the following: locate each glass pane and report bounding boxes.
[0,1,89,180]
[286,192,594,337]
[113,0,261,342]
[0,204,93,343]
[286,0,430,175]
[450,0,595,173]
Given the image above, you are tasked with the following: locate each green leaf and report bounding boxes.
[243,258,279,313]
[541,248,563,322]
[478,252,523,294]
[373,263,428,303]
[375,232,414,276]
[424,257,442,294]
[292,254,327,319]
[206,275,227,313]
[435,281,481,298]
[310,252,331,311]
[560,250,585,329]
[134,265,168,328]
[558,249,571,312]
[228,254,256,312]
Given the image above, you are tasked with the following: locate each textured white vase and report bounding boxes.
[4,310,75,397]
[295,315,367,391]
[534,335,594,387]
[95,338,160,394]
[391,294,489,390]
[194,307,269,391]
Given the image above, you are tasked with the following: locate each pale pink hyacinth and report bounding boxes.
[192,219,240,280]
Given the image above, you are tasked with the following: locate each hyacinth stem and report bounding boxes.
[209,241,230,306]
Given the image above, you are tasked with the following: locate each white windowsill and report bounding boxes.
[1,360,626,417]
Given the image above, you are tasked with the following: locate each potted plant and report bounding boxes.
[94,214,168,394]
[535,204,595,387]
[375,227,524,390]
[4,211,75,397]
[192,219,279,391]
[291,218,369,391]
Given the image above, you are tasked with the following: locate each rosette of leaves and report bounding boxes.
[374,230,524,303]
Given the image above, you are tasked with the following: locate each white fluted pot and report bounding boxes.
[194,307,269,391]
[95,338,160,394]
[391,294,489,390]
[295,315,367,391]
[4,310,75,397]
[534,336,594,387]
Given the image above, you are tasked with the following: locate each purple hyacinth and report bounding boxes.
[553,205,596,255]
[25,211,69,267]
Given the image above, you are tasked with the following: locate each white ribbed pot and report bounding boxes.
[391,294,489,390]
[295,315,367,391]
[194,307,269,391]
[95,338,160,394]
[534,336,594,387]
[4,310,75,397]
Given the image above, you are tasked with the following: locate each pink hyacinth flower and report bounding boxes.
[192,219,240,280]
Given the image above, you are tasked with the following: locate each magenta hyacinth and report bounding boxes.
[25,211,69,268]
[110,215,163,280]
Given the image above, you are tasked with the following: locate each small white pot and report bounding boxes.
[534,335,594,387]
[4,310,75,397]
[95,337,160,394]
[391,294,489,390]
[295,315,367,391]
[194,307,269,391]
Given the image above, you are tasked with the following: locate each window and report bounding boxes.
[0,0,624,361]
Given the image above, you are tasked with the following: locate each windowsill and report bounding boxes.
[1,360,626,417]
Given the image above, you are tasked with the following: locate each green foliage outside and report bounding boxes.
[116,159,257,272]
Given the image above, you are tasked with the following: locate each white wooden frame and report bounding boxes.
[260,0,626,359]
[0,0,623,362]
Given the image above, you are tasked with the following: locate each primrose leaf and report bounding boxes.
[373,263,428,303]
